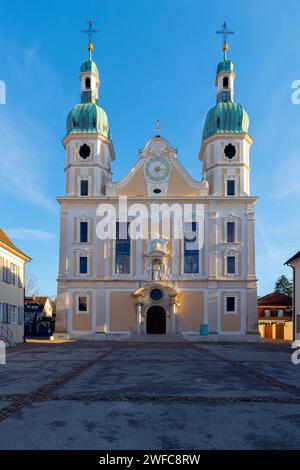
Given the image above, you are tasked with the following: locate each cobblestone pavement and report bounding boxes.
[0,340,300,449]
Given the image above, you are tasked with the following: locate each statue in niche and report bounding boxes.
[152,259,162,281]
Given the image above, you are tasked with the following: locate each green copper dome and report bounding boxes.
[66,103,110,138]
[80,60,99,74]
[202,102,249,141]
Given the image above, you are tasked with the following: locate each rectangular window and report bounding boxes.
[80,180,89,196]
[80,221,88,243]
[0,303,3,322]
[226,296,235,313]
[10,305,18,324]
[227,222,235,243]
[227,180,235,196]
[227,256,236,274]
[79,256,88,274]
[115,222,130,274]
[184,222,199,273]
[78,296,87,312]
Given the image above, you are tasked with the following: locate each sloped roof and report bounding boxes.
[258,292,292,307]
[25,296,48,307]
[0,229,31,261]
[285,251,300,265]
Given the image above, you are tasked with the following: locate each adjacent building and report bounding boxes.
[55,35,259,341]
[258,292,292,341]
[25,296,56,337]
[0,229,31,344]
[285,251,300,345]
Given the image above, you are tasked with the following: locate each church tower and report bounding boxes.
[63,26,114,199]
[198,23,258,340]
[200,24,251,198]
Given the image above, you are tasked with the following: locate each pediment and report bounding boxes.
[106,136,209,197]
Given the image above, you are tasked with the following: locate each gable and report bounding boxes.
[107,137,206,198]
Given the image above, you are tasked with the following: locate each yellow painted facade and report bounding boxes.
[55,43,260,342]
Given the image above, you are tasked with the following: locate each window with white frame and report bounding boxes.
[225,295,237,315]
[79,256,88,274]
[184,222,199,274]
[226,179,236,196]
[227,256,236,274]
[10,305,18,324]
[78,295,88,313]
[80,221,89,243]
[115,222,131,274]
[80,179,89,196]
[226,221,236,243]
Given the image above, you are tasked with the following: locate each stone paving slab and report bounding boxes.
[0,400,300,450]
[200,344,292,363]
[0,358,98,395]
[49,358,294,398]
[241,362,300,389]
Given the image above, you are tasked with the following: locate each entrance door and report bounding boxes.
[276,324,284,340]
[265,324,273,339]
[146,306,166,334]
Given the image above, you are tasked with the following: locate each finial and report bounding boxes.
[81,20,99,60]
[155,120,161,137]
[216,21,234,60]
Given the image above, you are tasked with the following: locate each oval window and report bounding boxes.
[153,189,162,194]
[150,289,163,301]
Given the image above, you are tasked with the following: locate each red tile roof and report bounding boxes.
[258,292,292,307]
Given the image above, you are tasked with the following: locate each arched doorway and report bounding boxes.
[146,306,166,334]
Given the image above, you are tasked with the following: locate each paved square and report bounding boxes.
[0,340,300,449]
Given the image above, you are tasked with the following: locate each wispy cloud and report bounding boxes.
[0,112,57,213]
[5,228,56,241]
[271,149,300,200]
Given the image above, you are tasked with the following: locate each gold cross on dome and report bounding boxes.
[216,21,234,59]
[81,20,99,60]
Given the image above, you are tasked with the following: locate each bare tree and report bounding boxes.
[25,273,40,297]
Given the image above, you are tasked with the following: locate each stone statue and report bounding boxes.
[152,260,161,281]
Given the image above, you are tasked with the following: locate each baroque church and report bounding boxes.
[54,28,259,341]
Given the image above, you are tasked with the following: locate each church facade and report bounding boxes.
[54,38,259,342]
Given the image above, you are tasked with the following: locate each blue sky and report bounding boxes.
[0,0,299,296]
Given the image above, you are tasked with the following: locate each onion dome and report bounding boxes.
[202,43,249,141]
[65,53,111,139]
[66,103,110,138]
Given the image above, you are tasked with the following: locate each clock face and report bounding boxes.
[144,157,171,182]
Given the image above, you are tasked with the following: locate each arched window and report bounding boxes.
[85,77,91,89]
[223,76,229,88]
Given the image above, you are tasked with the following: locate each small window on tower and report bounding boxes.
[224,143,236,159]
[79,144,91,160]
[227,180,236,196]
[80,180,89,196]
[223,77,229,88]
[217,117,220,128]
[85,77,91,89]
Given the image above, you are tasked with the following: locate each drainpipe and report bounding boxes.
[286,263,296,342]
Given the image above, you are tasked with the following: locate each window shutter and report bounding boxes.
[18,306,24,325]
[8,305,12,324]
[3,261,7,283]
[3,304,8,323]
[0,257,3,282]
[6,264,11,284]
[17,266,23,288]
